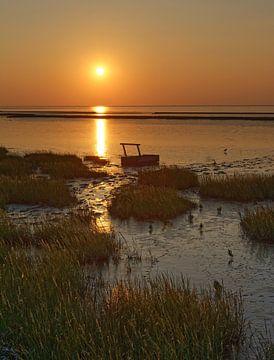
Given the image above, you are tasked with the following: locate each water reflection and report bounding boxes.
[96,119,106,157]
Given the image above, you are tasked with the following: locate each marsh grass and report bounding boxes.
[0,176,76,208]
[25,152,107,179]
[200,174,274,202]
[0,211,120,264]
[0,246,245,360]
[109,185,196,220]
[0,146,8,158]
[139,166,199,189]
[241,207,274,243]
[0,156,33,176]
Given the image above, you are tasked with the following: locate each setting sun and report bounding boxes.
[95,67,105,77]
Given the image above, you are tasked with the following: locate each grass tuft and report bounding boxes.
[25,152,107,179]
[0,176,76,208]
[109,185,196,220]
[0,211,120,264]
[139,166,199,189]
[0,146,8,158]
[241,207,274,243]
[200,174,274,202]
[0,156,33,176]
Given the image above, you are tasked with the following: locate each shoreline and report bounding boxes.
[1,111,274,121]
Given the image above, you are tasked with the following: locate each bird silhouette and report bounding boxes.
[199,203,203,211]
[224,148,228,154]
[149,224,153,234]
[188,212,194,223]
[217,206,222,215]
[228,249,233,257]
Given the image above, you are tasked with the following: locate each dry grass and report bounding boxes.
[25,152,107,179]
[0,146,8,158]
[0,156,33,176]
[139,166,199,190]
[109,185,196,220]
[0,176,76,208]
[0,250,245,360]
[200,174,274,202]
[0,211,120,264]
[241,207,274,243]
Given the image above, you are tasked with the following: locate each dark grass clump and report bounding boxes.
[0,156,33,176]
[0,146,8,158]
[0,255,246,360]
[200,174,274,202]
[0,177,76,208]
[0,211,120,264]
[0,210,31,245]
[109,185,196,220]
[241,207,274,243]
[139,166,199,190]
[25,152,107,179]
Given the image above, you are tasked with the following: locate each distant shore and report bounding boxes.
[1,111,274,121]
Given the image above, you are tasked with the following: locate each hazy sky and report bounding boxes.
[1,0,274,106]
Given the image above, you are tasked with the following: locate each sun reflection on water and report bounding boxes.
[96,119,106,157]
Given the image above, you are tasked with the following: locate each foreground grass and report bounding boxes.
[109,185,196,220]
[0,245,245,360]
[0,176,76,208]
[241,207,274,243]
[200,174,274,202]
[0,211,119,264]
[25,152,107,179]
[139,166,199,190]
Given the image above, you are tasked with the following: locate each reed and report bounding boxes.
[139,166,199,189]
[109,185,196,220]
[0,211,120,264]
[25,152,107,179]
[241,207,274,243]
[0,248,245,360]
[200,174,274,202]
[0,156,33,176]
[0,176,76,208]
[0,146,8,158]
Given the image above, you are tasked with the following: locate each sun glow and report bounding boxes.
[94,106,107,115]
[96,67,105,76]
[96,119,106,157]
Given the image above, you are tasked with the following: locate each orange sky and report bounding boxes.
[1,0,274,106]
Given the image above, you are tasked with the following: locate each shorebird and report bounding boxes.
[149,224,153,234]
[224,148,228,154]
[217,206,222,215]
[199,203,203,211]
[228,249,234,257]
[188,212,194,223]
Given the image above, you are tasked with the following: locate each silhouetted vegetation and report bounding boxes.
[0,177,76,208]
[241,207,274,243]
[24,152,108,179]
[139,166,199,189]
[0,211,119,264]
[0,146,8,158]
[109,185,196,220]
[200,174,274,202]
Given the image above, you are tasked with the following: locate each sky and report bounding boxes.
[1,0,274,106]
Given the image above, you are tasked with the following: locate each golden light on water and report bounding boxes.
[96,119,106,157]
